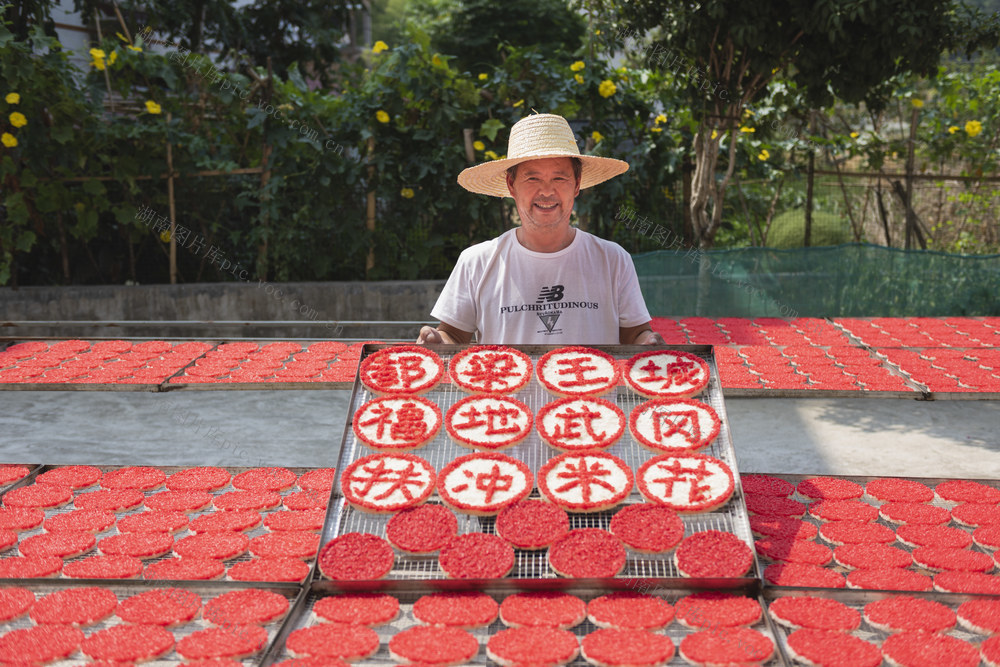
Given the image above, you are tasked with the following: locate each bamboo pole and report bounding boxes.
[904,107,919,250]
[166,112,177,284]
[257,58,274,282]
[93,9,116,113]
[366,135,376,276]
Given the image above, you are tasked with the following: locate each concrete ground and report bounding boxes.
[2,391,998,480]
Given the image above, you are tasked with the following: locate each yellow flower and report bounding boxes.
[127,45,142,52]
[484,150,499,160]
[159,230,171,243]
[372,41,388,54]
[662,186,673,199]
[591,131,603,143]
[574,74,584,84]
[513,99,524,108]
[570,61,585,72]
[89,48,106,70]
[400,187,415,199]
[650,127,662,133]
[144,100,161,115]
[478,73,488,81]
[108,51,118,65]
[598,80,616,98]
[473,140,485,151]
[1,132,16,148]
[910,98,923,109]
[965,120,983,137]
[5,93,19,104]
[376,110,390,124]
[771,67,779,74]
[655,114,666,125]
[595,29,601,36]
[948,126,960,134]
[432,54,443,67]
[711,130,718,140]
[758,149,770,161]
[739,126,755,133]
[743,108,754,118]
[116,32,128,42]
[850,131,859,139]
[8,112,26,128]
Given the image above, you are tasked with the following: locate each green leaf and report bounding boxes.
[480,119,506,142]
[16,231,36,252]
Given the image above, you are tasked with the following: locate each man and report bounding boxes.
[417,113,664,345]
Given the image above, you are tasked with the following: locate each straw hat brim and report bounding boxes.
[457,153,629,198]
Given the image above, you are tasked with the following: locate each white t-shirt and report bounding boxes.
[431,228,651,344]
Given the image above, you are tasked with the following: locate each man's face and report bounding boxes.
[506,157,581,233]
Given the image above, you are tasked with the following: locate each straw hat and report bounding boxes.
[457,113,629,197]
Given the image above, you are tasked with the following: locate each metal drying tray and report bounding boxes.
[319,344,760,587]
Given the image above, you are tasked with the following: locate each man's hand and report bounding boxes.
[416,326,446,344]
[416,323,474,345]
[633,329,665,345]
[620,323,664,345]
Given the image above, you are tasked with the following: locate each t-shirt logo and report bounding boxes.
[538,312,561,333]
[536,285,565,303]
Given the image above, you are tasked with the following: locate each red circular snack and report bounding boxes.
[118,510,191,534]
[496,499,569,550]
[768,596,860,631]
[0,555,63,578]
[445,395,533,451]
[951,502,1000,527]
[974,524,1000,550]
[175,532,249,560]
[44,508,116,533]
[675,530,753,578]
[37,465,103,489]
[763,562,846,588]
[82,624,175,662]
[0,625,85,663]
[934,571,1000,594]
[288,623,380,660]
[414,591,498,628]
[587,592,674,631]
[749,516,818,541]
[213,490,282,511]
[881,631,979,667]
[449,345,533,394]
[538,451,632,513]
[745,495,807,517]
[623,349,709,399]
[820,521,895,545]
[548,528,626,578]
[785,628,880,667]
[249,531,320,559]
[898,524,974,549]
[440,532,515,579]
[101,466,166,491]
[581,628,674,667]
[283,490,329,510]
[936,480,1000,504]
[4,483,73,509]
[232,467,297,491]
[637,453,733,513]
[63,554,143,579]
[486,627,579,667]
[189,509,261,533]
[797,477,864,500]
[536,396,625,451]
[389,625,479,665]
[629,398,720,454]
[537,347,619,398]
[678,627,773,665]
[273,658,348,667]
[756,538,833,565]
[74,488,145,512]
[809,499,879,522]
[360,345,444,395]
[986,635,1000,667]
[0,507,44,531]
[318,532,395,580]
[438,452,533,515]
[228,557,311,582]
[386,503,458,553]
[298,468,337,492]
[314,593,400,626]
[340,453,436,514]
[0,465,30,485]
[741,474,794,497]
[99,532,174,559]
[846,567,933,591]
[19,530,95,558]
[264,509,325,532]
[833,543,913,570]
[167,466,232,491]
[144,556,226,580]
[0,587,34,622]
[204,589,289,626]
[31,587,119,626]
[117,588,201,626]
[500,591,586,629]
[674,592,761,628]
[957,598,1000,634]
[866,478,934,503]
[354,395,442,451]
[609,503,684,553]
[177,625,268,660]
[912,545,995,572]
[880,501,951,525]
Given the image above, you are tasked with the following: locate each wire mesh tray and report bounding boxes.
[321,344,759,586]
[0,465,333,584]
[262,584,788,666]
[0,463,40,496]
[752,473,1000,591]
[0,579,304,666]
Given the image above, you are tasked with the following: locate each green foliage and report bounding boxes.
[768,210,852,249]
